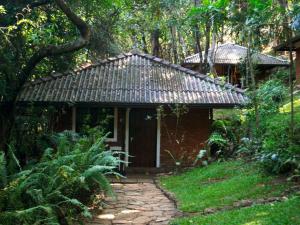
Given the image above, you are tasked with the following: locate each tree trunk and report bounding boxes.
[178,31,187,60]
[141,32,148,53]
[170,25,178,64]
[247,32,259,130]
[193,0,204,73]
[203,21,211,73]
[208,17,217,75]
[0,0,91,151]
[288,33,295,140]
[151,28,160,57]
[278,0,294,139]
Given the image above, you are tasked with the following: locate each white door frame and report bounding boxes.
[124,108,130,167]
[156,108,161,168]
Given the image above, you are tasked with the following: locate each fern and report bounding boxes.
[91,173,114,197]
[0,205,59,225]
[7,144,22,174]
[0,128,124,225]
[208,132,228,148]
[0,152,7,188]
[83,165,115,177]
[41,148,54,162]
[57,195,92,219]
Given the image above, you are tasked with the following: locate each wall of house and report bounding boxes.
[52,106,211,168]
[160,108,211,167]
[296,49,300,85]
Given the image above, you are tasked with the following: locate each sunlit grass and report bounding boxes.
[160,160,290,212]
[170,196,300,225]
[280,98,300,113]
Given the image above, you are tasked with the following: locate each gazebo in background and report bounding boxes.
[183,43,289,88]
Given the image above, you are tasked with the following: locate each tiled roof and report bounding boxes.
[184,43,289,66]
[17,52,247,106]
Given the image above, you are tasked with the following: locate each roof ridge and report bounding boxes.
[134,52,245,94]
[184,43,289,65]
[227,44,289,63]
[255,50,289,62]
[24,51,245,94]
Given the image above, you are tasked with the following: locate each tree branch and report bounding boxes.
[28,0,52,9]
[18,0,91,93]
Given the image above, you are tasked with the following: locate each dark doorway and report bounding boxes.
[129,108,157,167]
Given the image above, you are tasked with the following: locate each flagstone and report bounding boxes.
[87,178,178,225]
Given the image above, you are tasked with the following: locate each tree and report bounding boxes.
[188,0,229,74]
[0,0,120,151]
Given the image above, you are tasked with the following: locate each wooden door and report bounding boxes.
[129,108,157,167]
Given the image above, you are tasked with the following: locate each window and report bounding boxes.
[76,107,117,141]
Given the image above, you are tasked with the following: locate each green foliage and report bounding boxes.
[256,111,300,175]
[241,78,300,176]
[0,5,5,14]
[0,129,122,225]
[256,79,288,115]
[0,0,121,104]
[245,78,288,124]
[206,117,242,159]
[271,69,290,83]
[7,106,60,168]
[208,133,228,149]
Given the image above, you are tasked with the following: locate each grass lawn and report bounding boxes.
[171,196,300,225]
[160,160,290,212]
[280,92,300,113]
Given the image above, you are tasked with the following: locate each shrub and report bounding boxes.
[0,129,122,225]
[270,68,290,83]
[257,112,300,175]
[207,117,242,159]
[241,77,300,177]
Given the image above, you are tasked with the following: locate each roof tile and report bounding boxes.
[184,43,289,66]
[17,52,247,106]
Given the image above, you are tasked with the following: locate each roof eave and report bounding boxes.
[274,35,300,51]
[273,45,297,51]
[15,100,246,109]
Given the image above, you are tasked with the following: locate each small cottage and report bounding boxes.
[17,52,246,170]
[183,43,289,87]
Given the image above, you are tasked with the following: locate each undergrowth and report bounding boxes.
[0,129,122,225]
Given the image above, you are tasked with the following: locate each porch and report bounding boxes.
[59,106,211,170]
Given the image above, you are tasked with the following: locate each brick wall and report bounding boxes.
[296,49,300,85]
[160,108,210,167]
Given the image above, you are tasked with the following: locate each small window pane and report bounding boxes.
[76,107,114,138]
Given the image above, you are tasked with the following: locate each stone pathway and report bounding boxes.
[88,178,179,225]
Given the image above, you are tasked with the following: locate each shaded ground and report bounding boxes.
[87,177,180,225]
